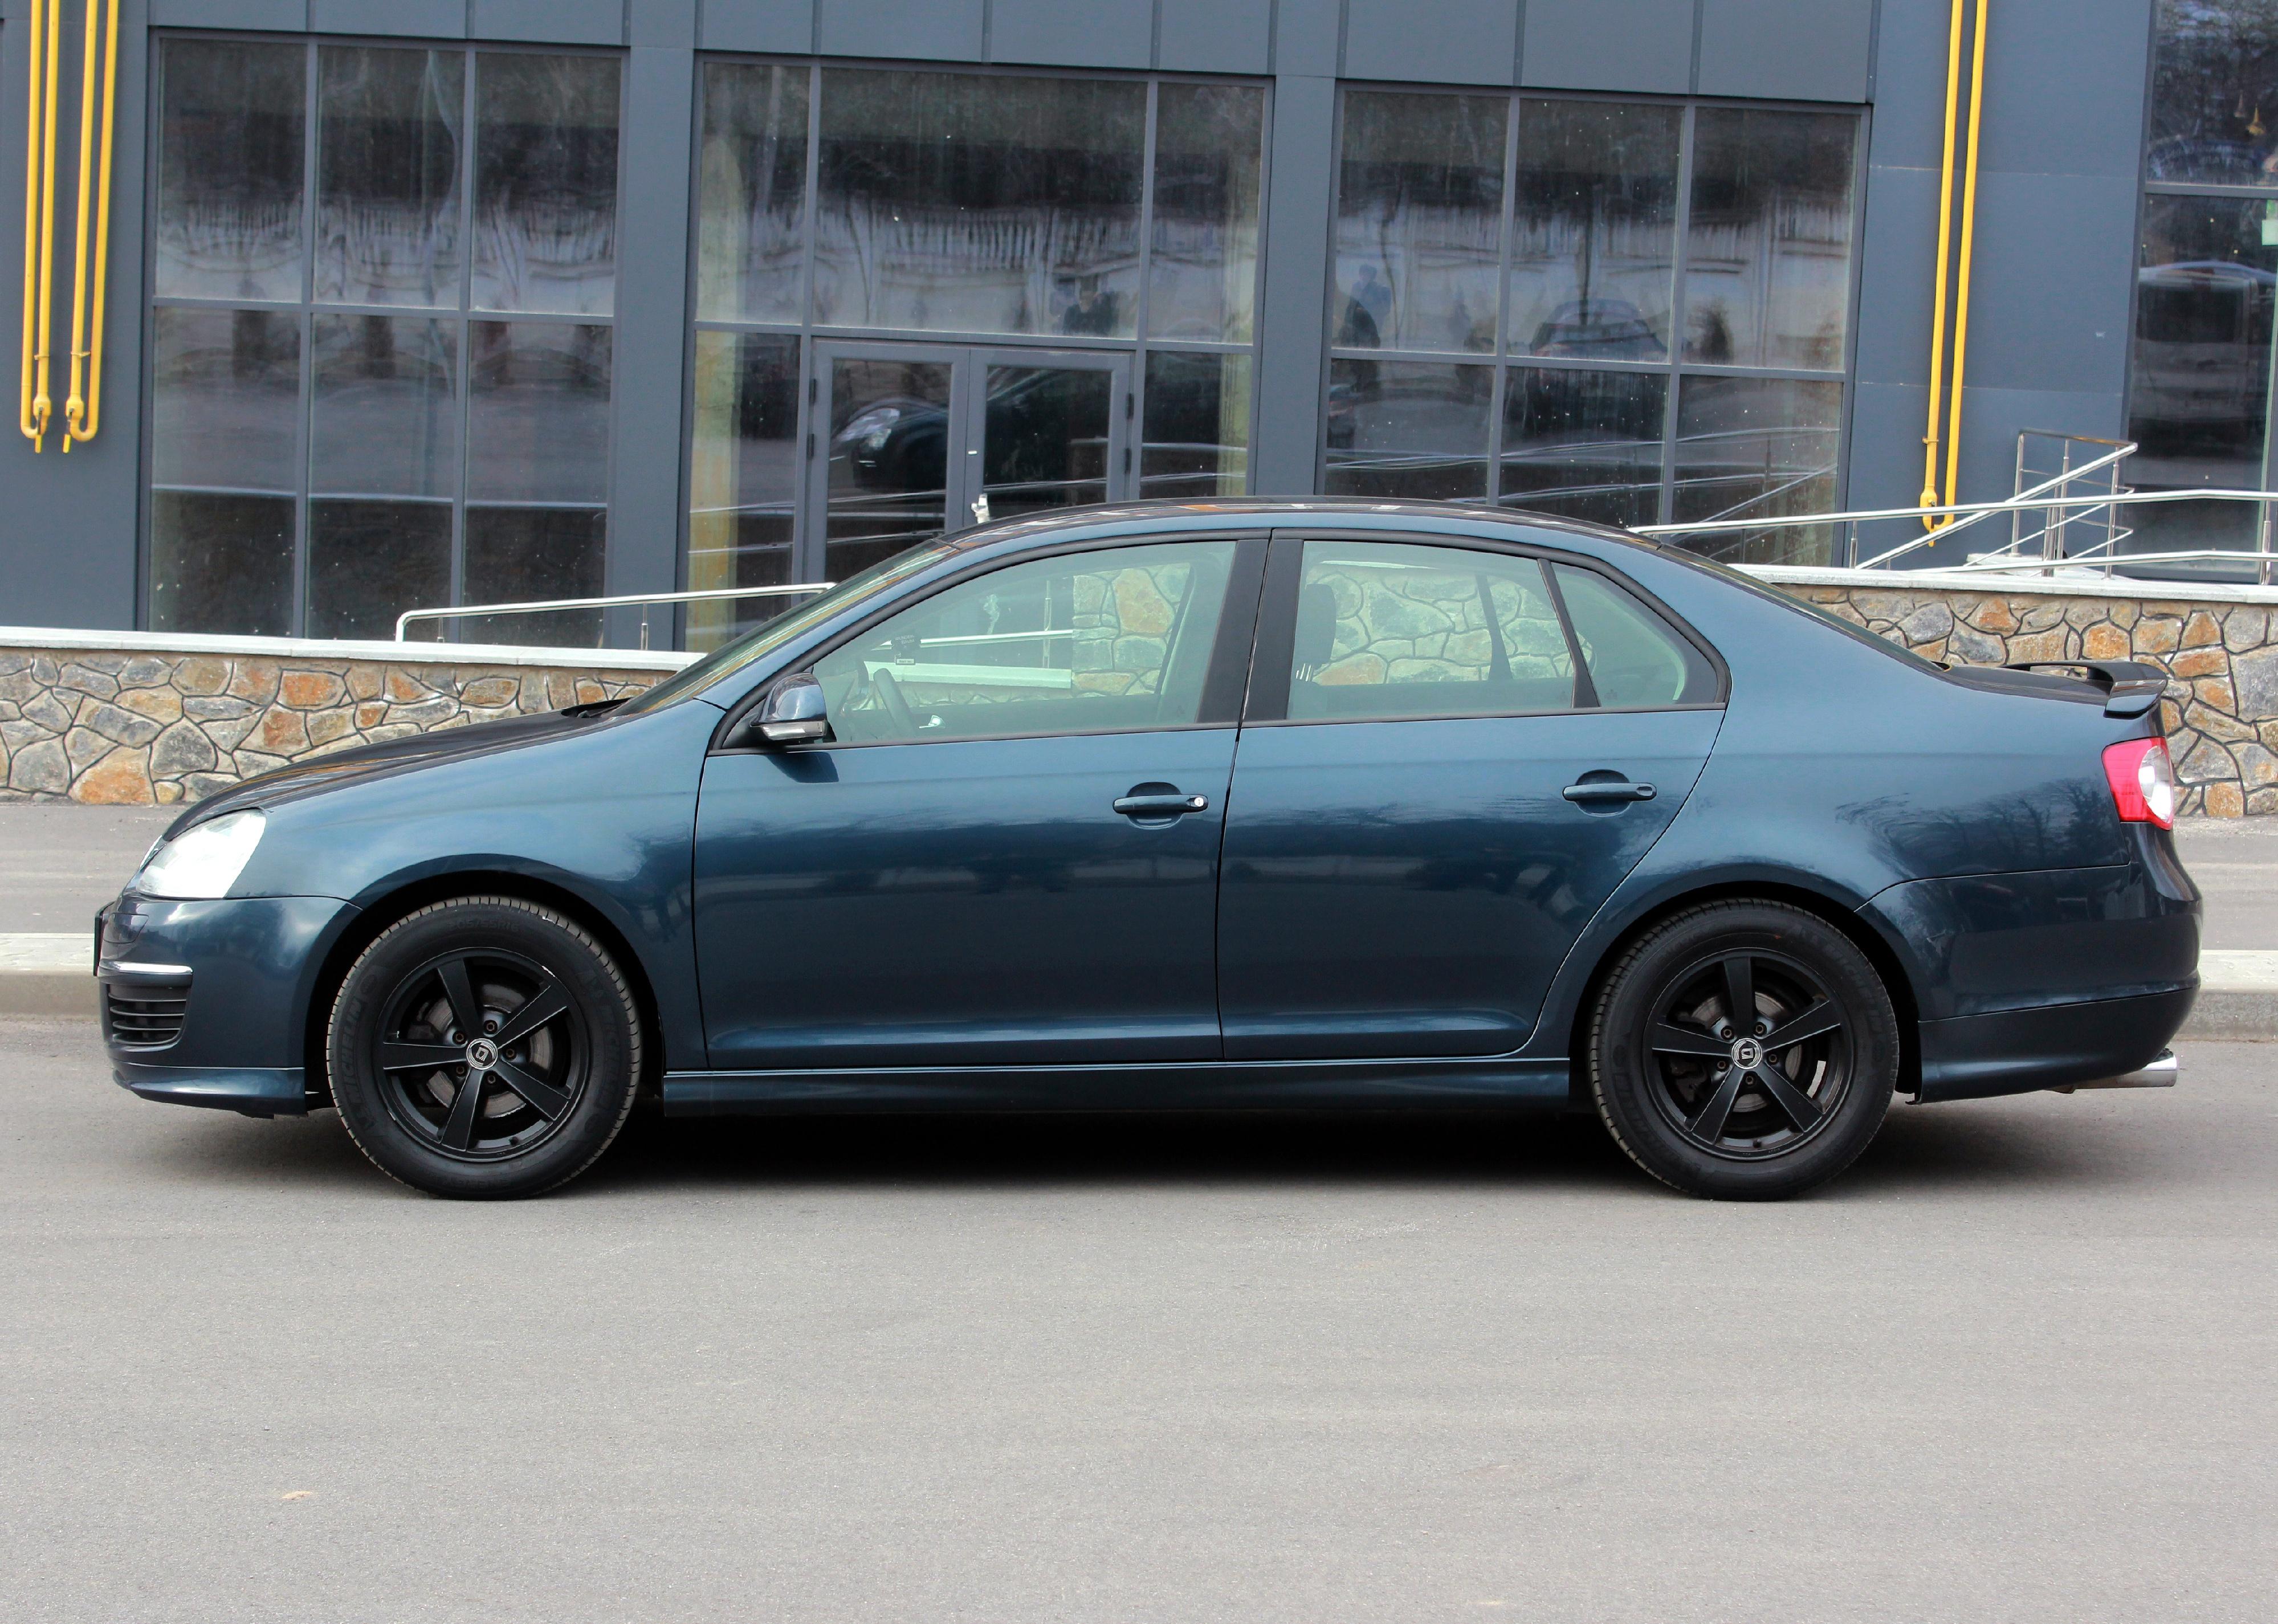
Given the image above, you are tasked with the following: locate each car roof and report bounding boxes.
[946,495,1668,560]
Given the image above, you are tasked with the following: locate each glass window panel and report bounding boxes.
[1508,99,1678,360]
[813,69,1146,337]
[149,493,296,637]
[2125,194,2278,572]
[463,507,606,647]
[471,54,621,315]
[1141,350,1250,498]
[981,364,1114,519]
[690,331,803,652]
[2149,0,2278,186]
[1500,366,1666,527]
[1323,360,1492,501]
[822,357,954,579]
[1334,91,1505,354]
[315,47,464,308]
[1684,109,1856,370]
[154,39,305,302]
[1551,564,1716,708]
[1672,376,1843,565]
[310,316,459,498]
[466,321,612,504]
[1285,541,1575,721]
[1148,83,1264,342]
[149,308,301,494]
[308,500,452,641]
[696,63,810,324]
[812,541,1236,744]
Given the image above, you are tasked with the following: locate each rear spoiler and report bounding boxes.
[2004,660,2170,720]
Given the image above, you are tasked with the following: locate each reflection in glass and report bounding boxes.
[2149,0,2278,186]
[316,47,464,307]
[311,317,458,498]
[981,365,1114,519]
[824,358,954,578]
[1684,109,1856,369]
[690,331,803,651]
[2125,194,2278,574]
[472,54,621,315]
[814,69,1145,336]
[1323,360,1492,500]
[309,501,452,640]
[1149,83,1265,342]
[466,322,612,504]
[696,63,810,324]
[463,508,606,647]
[1142,351,1251,498]
[149,494,295,636]
[155,40,305,301]
[1672,376,1843,565]
[1508,100,1678,360]
[150,308,301,493]
[1500,366,1666,526]
[1335,91,1506,354]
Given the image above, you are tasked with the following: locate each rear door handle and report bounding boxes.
[1562,780,1656,803]
[1114,788,1209,818]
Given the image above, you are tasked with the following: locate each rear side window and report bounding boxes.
[1552,564,1718,707]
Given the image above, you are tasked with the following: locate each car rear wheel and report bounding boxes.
[1587,900,1897,1199]
[327,897,642,1199]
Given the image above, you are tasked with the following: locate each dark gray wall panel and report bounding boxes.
[471,1,625,46]
[630,0,697,47]
[307,0,464,38]
[1844,381,1935,525]
[1275,0,1343,80]
[816,0,982,62]
[1852,164,1939,391]
[988,0,1152,70]
[1863,0,1949,172]
[1521,0,1692,95]
[700,0,814,53]
[1951,385,2126,507]
[1158,0,1270,75]
[1956,172,2136,397]
[149,0,306,27]
[1252,72,1338,493]
[1697,0,1872,104]
[1978,0,2151,179]
[1344,0,1517,87]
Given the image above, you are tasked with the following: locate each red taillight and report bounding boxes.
[2103,737,2177,829]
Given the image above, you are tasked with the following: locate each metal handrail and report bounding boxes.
[394,581,833,646]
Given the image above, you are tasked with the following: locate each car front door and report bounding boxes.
[1216,534,1725,1060]
[694,536,1263,1071]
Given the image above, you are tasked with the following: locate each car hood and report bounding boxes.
[161,701,625,839]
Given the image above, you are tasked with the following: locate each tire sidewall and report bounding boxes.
[1591,903,1897,1199]
[328,897,641,1199]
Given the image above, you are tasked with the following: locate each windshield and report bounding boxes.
[618,541,958,714]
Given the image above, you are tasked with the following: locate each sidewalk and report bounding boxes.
[2,803,2273,1035]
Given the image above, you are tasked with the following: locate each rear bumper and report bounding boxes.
[1914,985,2196,1102]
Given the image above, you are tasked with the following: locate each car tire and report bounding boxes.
[327,896,642,1199]
[1587,900,1897,1200]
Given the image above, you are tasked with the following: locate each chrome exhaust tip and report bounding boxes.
[2054,1050,2179,1092]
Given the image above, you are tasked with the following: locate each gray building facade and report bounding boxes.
[1,1,2265,650]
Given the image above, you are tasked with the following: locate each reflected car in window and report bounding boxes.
[96,500,2198,1202]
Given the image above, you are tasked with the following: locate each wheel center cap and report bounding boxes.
[1730,1037,1762,1068]
[465,1037,500,1071]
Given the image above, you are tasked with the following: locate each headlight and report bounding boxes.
[135,810,266,900]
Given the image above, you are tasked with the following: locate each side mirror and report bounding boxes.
[752,674,832,746]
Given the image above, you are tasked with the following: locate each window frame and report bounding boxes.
[1317,81,1872,554]
[138,29,630,643]
[1244,528,1728,728]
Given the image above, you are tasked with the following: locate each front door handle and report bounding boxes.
[1562,779,1657,804]
[1114,787,1209,818]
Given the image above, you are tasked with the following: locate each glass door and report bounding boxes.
[964,348,1131,525]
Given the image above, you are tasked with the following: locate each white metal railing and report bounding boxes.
[394,582,832,647]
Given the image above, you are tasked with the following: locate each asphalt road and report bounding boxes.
[3,1018,2271,1622]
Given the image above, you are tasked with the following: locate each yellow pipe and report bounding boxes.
[1942,0,1992,516]
[65,0,121,450]
[18,0,62,452]
[1918,0,1969,529]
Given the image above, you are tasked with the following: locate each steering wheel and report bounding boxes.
[870,666,918,735]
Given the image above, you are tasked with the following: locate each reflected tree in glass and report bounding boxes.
[154,41,305,302]
[472,54,621,316]
[1149,83,1265,342]
[1507,99,1678,360]
[1335,91,1506,354]
[1683,109,1856,370]
[696,63,810,325]
[2149,0,2278,187]
[316,47,464,308]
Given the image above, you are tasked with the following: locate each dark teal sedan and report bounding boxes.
[96,500,2199,1199]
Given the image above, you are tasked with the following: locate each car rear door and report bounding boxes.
[1215,533,1725,1060]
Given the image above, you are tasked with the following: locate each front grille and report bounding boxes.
[104,981,189,1048]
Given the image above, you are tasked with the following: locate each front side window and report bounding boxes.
[812,541,1237,744]
[148,38,622,643]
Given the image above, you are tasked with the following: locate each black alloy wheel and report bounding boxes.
[1587,900,1898,1200]
[328,897,642,1199]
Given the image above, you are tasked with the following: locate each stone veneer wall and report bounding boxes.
[1,643,677,805]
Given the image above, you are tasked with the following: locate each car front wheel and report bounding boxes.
[326,896,642,1199]
[1587,900,1898,1199]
